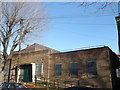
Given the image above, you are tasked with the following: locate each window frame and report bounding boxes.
[87,61,97,77]
[35,63,43,75]
[69,62,79,77]
[116,68,120,78]
[54,63,62,76]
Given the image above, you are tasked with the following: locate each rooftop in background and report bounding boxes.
[14,43,60,54]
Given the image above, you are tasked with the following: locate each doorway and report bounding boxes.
[20,64,32,82]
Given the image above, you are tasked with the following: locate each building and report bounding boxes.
[4,43,120,89]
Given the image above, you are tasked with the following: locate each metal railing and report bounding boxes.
[34,76,96,88]
[3,75,96,88]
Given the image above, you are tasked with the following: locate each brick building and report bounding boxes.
[4,43,120,89]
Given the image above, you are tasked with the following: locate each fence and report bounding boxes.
[34,76,95,88]
[34,77,81,88]
[3,75,96,88]
[4,75,16,82]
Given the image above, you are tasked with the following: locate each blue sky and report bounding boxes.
[23,2,119,54]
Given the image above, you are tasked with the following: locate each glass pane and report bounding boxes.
[87,61,97,76]
[35,64,43,75]
[70,62,78,76]
[55,64,62,76]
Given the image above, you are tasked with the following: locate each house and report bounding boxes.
[4,43,120,89]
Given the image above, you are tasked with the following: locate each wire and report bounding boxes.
[29,13,118,20]
[51,21,116,26]
[57,27,115,41]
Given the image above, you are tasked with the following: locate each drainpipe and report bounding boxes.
[47,50,51,90]
[47,50,51,81]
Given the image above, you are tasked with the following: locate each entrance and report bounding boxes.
[21,64,32,82]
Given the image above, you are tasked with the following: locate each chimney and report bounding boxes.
[27,44,30,48]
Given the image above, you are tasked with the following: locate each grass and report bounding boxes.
[35,82,52,88]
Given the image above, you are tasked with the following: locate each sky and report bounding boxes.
[21,2,119,54]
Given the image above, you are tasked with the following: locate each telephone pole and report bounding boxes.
[115,2,120,54]
[16,18,24,83]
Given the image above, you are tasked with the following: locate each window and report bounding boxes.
[87,61,97,77]
[54,63,62,76]
[35,63,43,75]
[69,62,78,77]
[116,68,120,78]
[4,67,9,76]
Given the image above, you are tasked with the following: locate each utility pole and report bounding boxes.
[8,18,24,82]
[115,2,120,54]
[16,18,24,83]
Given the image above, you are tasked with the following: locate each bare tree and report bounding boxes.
[67,1,118,14]
[0,2,48,72]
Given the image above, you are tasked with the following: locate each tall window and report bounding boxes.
[69,62,78,77]
[54,63,62,76]
[35,63,43,75]
[87,61,97,77]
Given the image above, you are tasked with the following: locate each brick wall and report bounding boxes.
[5,46,120,89]
[50,47,114,88]
[109,49,120,90]
[11,50,50,80]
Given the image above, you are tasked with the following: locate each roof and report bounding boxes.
[21,43,60,53]
[117,55,120,58]
[51,46,109,55]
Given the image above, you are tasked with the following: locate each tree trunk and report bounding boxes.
[8,59,12,82]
